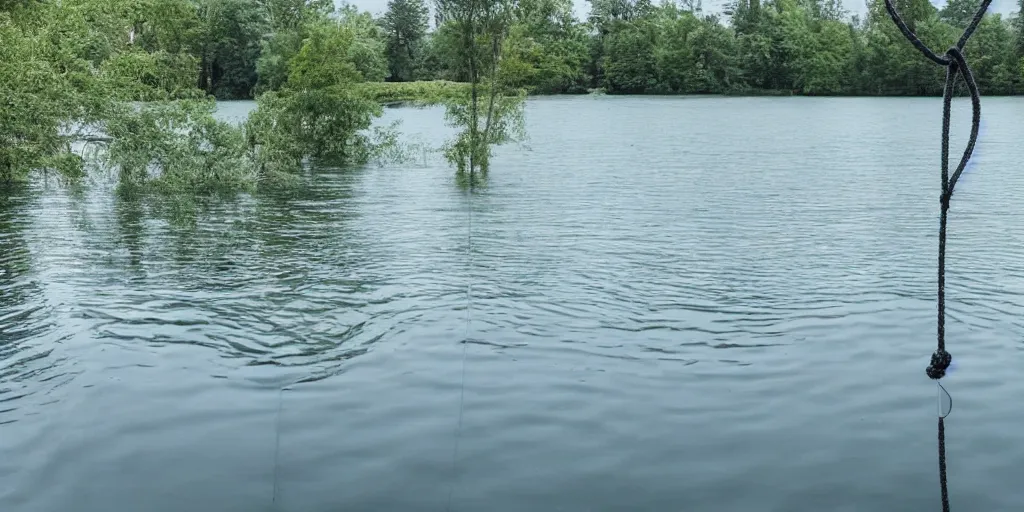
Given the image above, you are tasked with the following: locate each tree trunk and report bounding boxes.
[199,57,209,91]
[481,35,501,157]
[467,0,479,177]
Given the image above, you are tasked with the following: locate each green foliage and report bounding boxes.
[964,14,1018,94]
[356,80,471,104]
[502,0,592,93]
[940,0,982,28]
[2,0,397,192]
[256,1,386,93]
[603,18,658,93]
[334,5,390,82]
[442,86,527,174]
[254,89,382,164]
[281,15,385,159]
[1015,0,1024,58]
[573,0,1023,95]
[102,100,257,194]
[435,0,528,176]
[242,92,305,184]
[261,0,333,31]
[245,14,387,180]
[197,0,267,99]
[418,23,468,80]
[0,0,144,182]
[859,0,953,95]
[392,0,1024,97]
[12,0,1024,198]
[99,50,204,101]
[0,12,80,182]
[381,0,430,81]
[256,29,304,93]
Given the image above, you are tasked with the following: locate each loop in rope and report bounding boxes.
[883,1,991,511]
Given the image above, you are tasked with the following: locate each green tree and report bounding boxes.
[256,0,333,93]
[602,16,658,93]
[778,0,853,94]
[733,2,792,90]
[859,0,948,95]
[260,0,333,31]
[336,4,390,82]
[435,0,527,177]
[0,11,86,181]
[381,0,430,81]
[1015,0,1024,57]
[197,0,268,99]
[246,15,386,179]
[939,0,981,29]
[502,0,591,93]
[963,14,1017,94]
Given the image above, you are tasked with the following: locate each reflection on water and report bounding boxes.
[3,96,1024,511]
[0,186,59,423]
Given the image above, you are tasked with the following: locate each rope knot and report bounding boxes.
[940,192,951,210]
[926,349,952,379]
[944,47,962,66]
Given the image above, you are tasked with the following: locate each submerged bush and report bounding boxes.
[357,80,471,105]
[102,100,257,194]
[1,0,418,193]
[242,15,395,179]
[442,84,527,175]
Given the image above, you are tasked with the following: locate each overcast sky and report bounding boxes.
[342,0,1020,23]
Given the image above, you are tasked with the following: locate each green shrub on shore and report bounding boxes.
[358,80,471,106]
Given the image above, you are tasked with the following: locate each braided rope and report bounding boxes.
[882,2,991,510]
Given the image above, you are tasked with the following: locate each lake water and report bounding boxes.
[3,96,1024,512]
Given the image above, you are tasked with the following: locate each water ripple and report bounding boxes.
[4,97,1024,512]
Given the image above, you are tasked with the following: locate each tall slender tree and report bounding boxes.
[435,0,525,178]
[382,0,430,81]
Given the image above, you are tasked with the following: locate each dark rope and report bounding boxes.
[883,2,990,510]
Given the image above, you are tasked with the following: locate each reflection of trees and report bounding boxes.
[0,185,50,401]
[0,186,37,319]
[113,195,147,275]
[249,165,359,264]
[455,168,488,190]
[232,167,373,375]
[95,167,374,378]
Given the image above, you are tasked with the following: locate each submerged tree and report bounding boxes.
[245,12,393,183]
[435,0,526,179]
[103,99,257,194]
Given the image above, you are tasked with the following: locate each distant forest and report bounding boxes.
[46,0,1020,98]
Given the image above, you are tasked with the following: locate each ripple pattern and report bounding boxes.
[3,97,1024,512]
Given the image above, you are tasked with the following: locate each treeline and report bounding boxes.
[423,0,1024,95]
[44,0,1024,98]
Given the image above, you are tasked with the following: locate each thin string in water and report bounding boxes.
[883,1,990,510]
[447,173,474,511]
[272,387,284,506]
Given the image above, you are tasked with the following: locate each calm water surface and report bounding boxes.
[3,96,1024,512]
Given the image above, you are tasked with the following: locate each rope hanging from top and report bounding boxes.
[882,1,991,510]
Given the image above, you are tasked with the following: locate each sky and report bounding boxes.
[341,0,1020,22]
